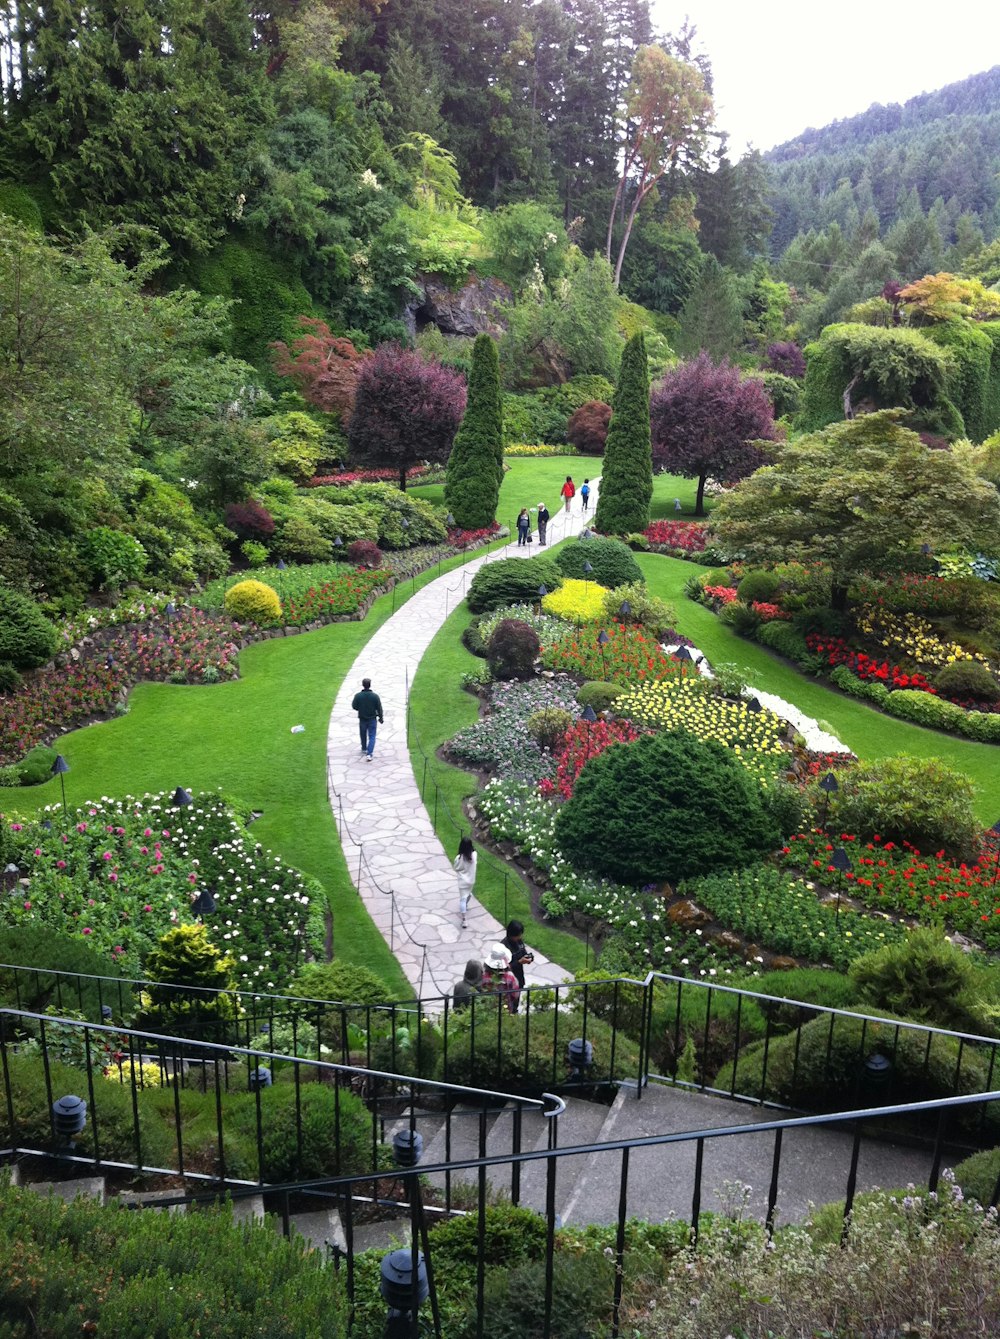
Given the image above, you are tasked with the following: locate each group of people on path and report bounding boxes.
[516,478,590,548]
[452,919,534,1014]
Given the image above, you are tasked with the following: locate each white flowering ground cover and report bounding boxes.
[4,792,325,988]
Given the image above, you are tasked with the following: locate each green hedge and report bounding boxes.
[927,319,996,444]
[882,688,969,732]
[554,537,642,589]
[829,664,890,705]
[467,556,562,613]
[755,619,811,663]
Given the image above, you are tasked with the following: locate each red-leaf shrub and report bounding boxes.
[270,317,364,420]
[346,540,384,569]
[643,520,708,552]
[486,619,541,681]
[765,341,806,379]
[566,401,612,455]
[224,500,275,541]
[447,521,500,550]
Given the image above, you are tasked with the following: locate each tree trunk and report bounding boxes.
[831,580,849,612]
[399,465,407,492]
[695,473,707,518]
[842,374,859,420]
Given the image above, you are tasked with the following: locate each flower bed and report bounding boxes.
[540,579,608,623]
[540,622,691,684]
[539,718,643,800]
[614,679,787,786]
[642,520,709,553]
[503,443,575,457]
[855,605,989,672]
[280,568,390,627]
[447,677,580,783]
[0,610,241,767]
[687,865,905,971]
[779,830,1000,950]
[306,465,431,487]
[805,633,937,693]
[446,521,500,550]
[4,793,324,984]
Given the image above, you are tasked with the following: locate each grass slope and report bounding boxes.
[640,552,1000,824]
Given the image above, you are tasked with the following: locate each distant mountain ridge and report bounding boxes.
[766,65,1000,163]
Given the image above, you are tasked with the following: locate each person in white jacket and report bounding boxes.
[454,836,477,929]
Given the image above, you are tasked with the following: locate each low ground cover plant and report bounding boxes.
[448,677,580,783]
[540,578,607,623]
[3,793,323,985]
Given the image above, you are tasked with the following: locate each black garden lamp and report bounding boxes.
[400,516,409,531]
[580,528,593,540]
[52,1093,87,1150]
[819,770,839,829]
[191,887,217,917]
[105,652,114,670]
[380,1249,429,1339]
[673,644,693,664]
[392,1128,424,1168]
[537,584,547,614]
[51,755,70,820]
[165,600,176,620]
[618,599,632,622]
[566,1037,594,1081]
[171,787,193,809]
[249,1065,272,1091]
[862,1051,892,1093]
[597,628,610,680]
[745,696,763,714]
[830,846,852,926]
[334,536,343,550]
[3,863,20,894]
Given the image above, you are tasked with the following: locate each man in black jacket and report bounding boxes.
[501,919,533,1012]
[351,677,384,760]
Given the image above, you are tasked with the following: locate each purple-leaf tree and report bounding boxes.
[764,341,806,379]
[347,344,467,490]
[650,353,777,516]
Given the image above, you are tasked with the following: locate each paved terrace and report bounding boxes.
[327,482,600,1000]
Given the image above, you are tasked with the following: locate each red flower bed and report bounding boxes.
[643,520,708,552]
[446,521,500,549]
[540,718,643,799]
[281,568,390,625]
[805,633,937,692]
[751,601,791,622]
[307,466,430,487]
[780,829,1000,949]
[703,585,738,605]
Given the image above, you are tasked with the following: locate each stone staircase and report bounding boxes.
[4,1084,950,1247]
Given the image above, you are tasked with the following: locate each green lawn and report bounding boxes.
[406,597,589,976]
[410,454,598,528]
[640,553,1000,824]
[649,470,718,521]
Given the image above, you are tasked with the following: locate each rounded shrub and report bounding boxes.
[345,539,384,569]
[576,681,626,712]
[224,578,281,626]
[824,754,980,861]
[291,960,393,1007]
[486,619,541,681]
[934,659,1000,701]
[958,711,1000,742]
[829,665,890,705]
[0,583,59,670]
[79,527,147,587]
[603,581,677,638]
[554,537,642,589]
[718,599,761,636]
[467,556,562,613]
[526,707,574,751]
[554,729,780,886]
[882,689,967,733]
[15,744,59,786]
[755,620,811,664]
[737,569,780,603]
[848,929,993,1036]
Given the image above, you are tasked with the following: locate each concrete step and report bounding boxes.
[23,1176,107,1205]
[118,1189,187,1215]
[345,1217,412,1255]
[421,1102,506,1199]
[559,1082,943,1228]
[516,1096,612,1220]
[287,1206,347,1255]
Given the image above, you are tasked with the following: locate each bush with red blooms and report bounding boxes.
[224,500,275,541]
[346,540,384,569]
[307,466,430,488]
[703,585,738,605]
[447,521,501,549]
[539,717,643,799]
[751,601,792,622]
[566,400,613,455]
[642,520,708,552]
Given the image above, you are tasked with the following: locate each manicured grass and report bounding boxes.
[406,601,589,976]
[649,470,718,521]
[639,553,1000,824]
[410,454,599,527]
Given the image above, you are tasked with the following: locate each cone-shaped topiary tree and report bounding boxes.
[593,332,652,534]
[445,334,504,528]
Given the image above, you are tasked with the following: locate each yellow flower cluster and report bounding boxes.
[615,679,787,784]
[104,1060,164,1090]
[542,578,608,623]
[857,606,987,670]
[504,443,572,457]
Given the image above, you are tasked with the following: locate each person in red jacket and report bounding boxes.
[560,476,576,513]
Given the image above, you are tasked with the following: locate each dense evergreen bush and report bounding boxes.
[0,584,58,670]
[224,1081,375,1182]
[445,333,504,528]
[849,929,995,1036]
[957,710,1000,742]
[829,665,890,704]
[0,926,132,1021]
[934,659,1000,701]
[486,619,541,681]
[575,681,626,712]
[823,755,980,860]
[466,557,562,613]
[882,688,968,732]
[737,570,781,603]
[554,537,642,588]
[554,730,780,885]
[593,333,652,535]
[135,924,240,1043]
[224,579,282,626]
[755,620,811,663]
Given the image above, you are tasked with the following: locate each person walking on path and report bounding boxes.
[516,507,532,546]
[580,479,591,513]
[454,836,477,929]
[560,476,575,513]
[536,502,549,546]
[482,944,520,1013]
[351,677,383,760]
[501,919,534,1013]
[452,959,482,1010]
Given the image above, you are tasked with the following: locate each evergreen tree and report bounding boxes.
[444,334,503,528]
[593,331,651,534]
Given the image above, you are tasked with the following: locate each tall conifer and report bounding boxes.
[593,332,652,534]
[445,335,503,528]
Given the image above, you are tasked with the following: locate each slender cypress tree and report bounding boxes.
[593,332,652,534]
[445,334,503,528]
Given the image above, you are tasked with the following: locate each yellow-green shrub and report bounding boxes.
[225,579,281,626]
[542,578,607,623]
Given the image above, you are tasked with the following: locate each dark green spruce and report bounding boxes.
[593,332,652,535]
[445,334,503,529]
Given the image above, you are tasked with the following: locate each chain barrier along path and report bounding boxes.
[326,483,601,1002]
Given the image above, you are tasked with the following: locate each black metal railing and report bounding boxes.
[104,1085,1000,1339]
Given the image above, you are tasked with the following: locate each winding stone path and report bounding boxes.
[326,483,600,1001]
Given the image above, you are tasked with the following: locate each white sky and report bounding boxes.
[652,1,1000,155]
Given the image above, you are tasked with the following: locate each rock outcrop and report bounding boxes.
[405,273,512,339]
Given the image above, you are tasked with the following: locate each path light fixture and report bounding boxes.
[745,696,763,714]
[446,513,455,528]
[3,863,20,894]
[249,1066,272,1091]
[597,628,610,680]
[400,517,409,531]
[380,1249,429,1339]
[673,645,693,663]
[101,1005,113,1022]
[920,543,931,556]
[830,846,852,927]
[105,652,114,670]
[190,887,217,916]
[580,528,593,540]
[165,601,176,620]
[862,1051,892,1091]
[537,584,547,614]
[392,1128,424,1168]
[819,770,839,828]
[567,1037,595,1081]
[51,755,70,820]
[334,536,343,549]
[618,600,631,621]
[171,787,193,808]
[52,1094,87,1150]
